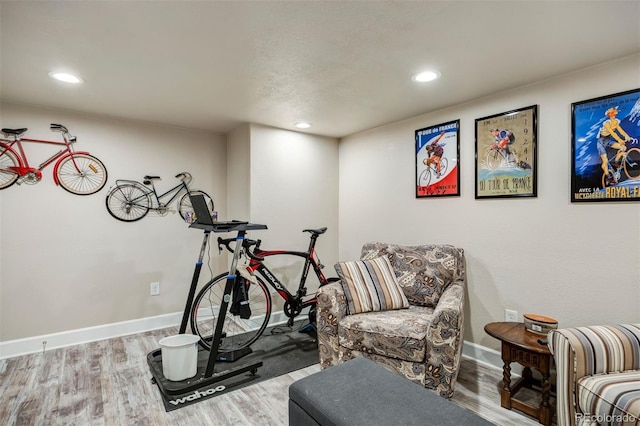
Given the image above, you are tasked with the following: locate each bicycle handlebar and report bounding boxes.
[50,123,76,142]
[175,172,192,184]
[217,237,264,261]
[50,123,68,133]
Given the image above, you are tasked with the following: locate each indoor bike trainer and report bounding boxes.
[147,198,268,407]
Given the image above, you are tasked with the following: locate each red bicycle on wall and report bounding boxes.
[0,123,107,195]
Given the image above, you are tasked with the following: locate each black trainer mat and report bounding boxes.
[148,322,318,411]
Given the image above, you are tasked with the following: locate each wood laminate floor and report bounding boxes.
[0,327,554,425]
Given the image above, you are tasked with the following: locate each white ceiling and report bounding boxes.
[1,1,639,139]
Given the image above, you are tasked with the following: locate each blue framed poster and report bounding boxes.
[571,88,640,202]
[415,119,460,198]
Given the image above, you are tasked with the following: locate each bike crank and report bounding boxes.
[17,170,42,185]
[155,204,169,216]
[283,301,303,326]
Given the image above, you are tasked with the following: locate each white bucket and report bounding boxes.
[159,334,200,381]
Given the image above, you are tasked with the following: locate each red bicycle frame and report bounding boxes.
[247,246,330,306]
[0,134,89,185]
[219,229,336,316]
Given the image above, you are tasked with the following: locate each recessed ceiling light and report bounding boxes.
[412,70,441,83]
[48,72,84,84]
[295,122,312,129]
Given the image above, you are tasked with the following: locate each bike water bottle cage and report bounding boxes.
[1,128,28,137]
[143,175,160,185]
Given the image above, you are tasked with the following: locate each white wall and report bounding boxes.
[227,124,251,221]
[249,124,339,297]
[2,56,637,359]
[338,54,640,350]
[0,103,227,341]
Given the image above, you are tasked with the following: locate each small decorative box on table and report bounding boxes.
[523,314,558,335]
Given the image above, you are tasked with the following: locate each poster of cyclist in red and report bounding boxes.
[415,120,460,198]
[475,105,537,199]
[571,88,640,202]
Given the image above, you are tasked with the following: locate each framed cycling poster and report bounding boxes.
[415,119,460,198]
[571,88,640,203]
[475,105,538,199]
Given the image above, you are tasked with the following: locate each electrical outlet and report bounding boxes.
[150,282,160,296]
[505,309,518,322]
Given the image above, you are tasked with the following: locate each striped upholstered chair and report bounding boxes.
[548,324,640,426]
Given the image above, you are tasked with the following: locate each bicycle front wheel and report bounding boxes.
[105,183,151,222]
[179,190,214,223]
[623,148,640,181]
[0,144,19,189]
[485,150,502,170]
[418,169,431,187]
[56,154,108,195]
[191,272,271,352]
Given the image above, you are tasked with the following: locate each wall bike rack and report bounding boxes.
[147,219,268,405]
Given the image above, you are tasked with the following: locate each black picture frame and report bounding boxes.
[475,105,538,199]
[571,88,640,202]
[415,120,460,198]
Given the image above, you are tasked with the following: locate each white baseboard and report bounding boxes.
[462,340,523,376]
[0,309,303,360]
[0,312,184,360]
[1,311,511,373]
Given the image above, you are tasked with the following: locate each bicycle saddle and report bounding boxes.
[303,227,327,235]
[2,128,27,136]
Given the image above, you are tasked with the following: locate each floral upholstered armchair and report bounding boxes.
[316,242,466,399]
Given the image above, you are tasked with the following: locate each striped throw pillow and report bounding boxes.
[335,256,410,314]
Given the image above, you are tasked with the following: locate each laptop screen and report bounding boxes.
[189,194,214,226]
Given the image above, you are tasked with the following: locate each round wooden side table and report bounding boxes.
[484,321,554,425]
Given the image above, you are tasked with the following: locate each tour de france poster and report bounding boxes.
[415,119,460,198]
[571,88,640,203]
[475,105,538,199]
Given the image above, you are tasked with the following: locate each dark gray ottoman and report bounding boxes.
[289,357,493,426]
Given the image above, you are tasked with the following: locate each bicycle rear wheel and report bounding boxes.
[179,190,214,223]
[56,154,108,195]
[623,148,640,180]
[439,157,449,175]
[105,183,151,222]
[191,271,271,352]
[0,144,19,189]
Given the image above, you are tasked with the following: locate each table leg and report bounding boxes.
[539,369,552,425]
[501,360,512,409]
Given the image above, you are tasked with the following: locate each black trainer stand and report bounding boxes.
[147,221,268,407]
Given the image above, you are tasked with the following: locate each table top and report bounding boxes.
[189,221,268,232]
[484,322,551,355]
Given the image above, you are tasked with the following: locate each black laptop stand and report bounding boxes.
[147,220,268,404]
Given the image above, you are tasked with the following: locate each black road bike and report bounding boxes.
[190,227,339,352]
